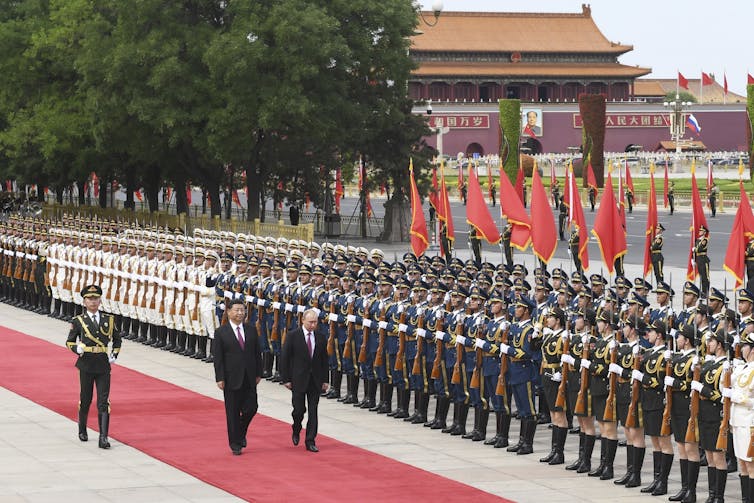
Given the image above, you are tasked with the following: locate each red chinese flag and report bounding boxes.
[724,73,729,95]
[134,189,143,202]
[686,165,709,280]
[231,189,242,208]
[624,163,634,193]
[586,161,598,197]
[408,160,429,256]
[643,168,658,277]
[530,166,557,263]
[186,184,192,205]
[165,186,172,204]
[335,169,344,213]
[429,165,440,212]
[457,163,465,191]
[91,172,99,197]
[591,171,627,274]
[498,167,531,250]
[358,159,374,217]
[678,72,689,90]
[663,160,669,208]
[305,193,311,211]
[701,72,714,86]
[723,181,754,287]
[465,163,501,244]
[749,73,754,85]
[514,165,525,205]
[438,171,455,244]
[567,165,589,270]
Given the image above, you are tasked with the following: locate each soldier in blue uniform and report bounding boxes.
[323,268,344,399]
[500,295,538,455]
[458,286,489,441]
[438,285,468,435]
[337,271,359,404]
[425,282,451,430]
[351,273,377,409]
[674,282,700,336]
[369,275,394,413]
[649,281,675,329]
[708,287,728,333]
[403,280,430,424]
[385,277,411,418]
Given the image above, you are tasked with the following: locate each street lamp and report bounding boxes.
[663,93,692,155]
[416,0,443,27]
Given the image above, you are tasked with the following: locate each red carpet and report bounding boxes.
[0,326,508,502]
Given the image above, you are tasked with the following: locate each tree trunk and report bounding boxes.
[77,176,87,206]
[144,165,161,213]
[124,169,135,210]
[207,180,221,217]
[98,176,108,208]
[174,173,188,216]
[379,195,410,243]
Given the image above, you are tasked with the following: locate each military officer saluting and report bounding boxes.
[66,284,121,449]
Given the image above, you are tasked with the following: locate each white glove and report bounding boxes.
[272,302,281,310]
[581,335,589,345]
[312,308,321,317]
[362,319,373,328]
[285,304,293,313]
[561,354,576,366]
[398,323,408,333]
[416,328,427,338]
[608,363,623,375]
[297,305,306,313]
[734,334,741,346]
[705,354,715,362]
[224,291,232,299]
[435,330,446,342]
[721,387,733,398]
[631,369,644,382]
[245,295,254,303]
[328,313,339,322]
[664,376,675,388]
[722,360,731,371]
[580,359,591,370]
[397,304,404,313]
[607,340,616,350]
[632,344,640,355]
[474,338,486,349]
[692,356,699,366]
[346,314,356,323]
[378,321,388,330]
[499,343,511,354]
[328,294,334,302]
[690,380,704,393]
[108,355,117,364]
[561,332,569,341]
[733,358,745,368]
[456,335,467,345]
[664,350,672,360]
[669,328,678,338]
[76,343,85,355]
[551,371,562,382]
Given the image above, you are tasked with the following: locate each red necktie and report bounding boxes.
[236,326,245,350]
[306,332,313,357]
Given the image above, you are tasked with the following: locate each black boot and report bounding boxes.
[641,451,662,493]
[394,387,410,419]
[683,460,699,503]
[135,322,148,343]
[727,437,737,473]
[625,446,645,488]
[566,432,585,470]
[548,426,567,465]
[98,412,111,449]
[589,438,607,477]
[426,395,442,428]
[379,385,394,415]
[702,466,716,503]
[172,331,185,352]
[78,408,88,441]
[163,329,176,351]
[451,403,469,436]
[651,453,673,495]
[485,412,502,445]
[405,389,421,422]
[599,439,618,480]
[412,390,430,424]
[146,324,157,345]
[540,426,559,463]
[741,475,750,503]
[204,339,215,363]
[431,396,450,430]
[715,468,727,503]
[577,434,596,473]
[363,380,377,409]
[194,336,207,359]
[615,445,634,485]
[507,418,525,452]
[517,416,536,455]
[462,407,480,439]
[442,402,459,433]
[183,334,196,357]
[327,371,342,399]
[342,375,355,404]
[472,409,489,441]
[670,459,690,500]
[370,382,384,411]
[494,414,511,448]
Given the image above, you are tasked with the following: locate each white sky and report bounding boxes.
[419,0,751,96]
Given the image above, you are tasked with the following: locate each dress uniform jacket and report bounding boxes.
[66,313,121,373]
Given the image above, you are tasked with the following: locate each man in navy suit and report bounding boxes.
[281,308,329,452]
[213,298,262,455]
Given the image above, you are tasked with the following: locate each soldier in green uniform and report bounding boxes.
[65,284,121,449]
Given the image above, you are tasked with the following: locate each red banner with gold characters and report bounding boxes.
[573,113,670,128]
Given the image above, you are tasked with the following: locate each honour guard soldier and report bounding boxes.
[569,229,582,273]
[651,224,665,283]
[385,277,411,418]
[708,288,728,333]
[65,285,121,449]
[352,273,377,409]
[439,285,469,435]
[694,226,711,297]
[459,286,489,441]
[424,282,451,430]
[539,306,569,465]
[746,238,754,288]
[403,280,430,424]
[500,295,538,455]
[729,320,754,503]
[675,282,700,334]
[337,271,359,404]
[649,282,675,328]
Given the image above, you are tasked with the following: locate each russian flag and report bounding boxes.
[686,113,701,135]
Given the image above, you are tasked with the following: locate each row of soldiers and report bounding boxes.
[2,214,754,502]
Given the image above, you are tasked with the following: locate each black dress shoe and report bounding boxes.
[292,431,300,446]
[231,447,242,456]
[78,432,88,442]
[306,443,319,453]
[241,438,247,448]
[98,436,111,449]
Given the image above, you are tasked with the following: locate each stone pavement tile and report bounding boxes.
[96,486,194,503]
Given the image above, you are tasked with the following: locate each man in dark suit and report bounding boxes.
[66,284,121,449]
[281,308,329,452]
[213,298,262,455]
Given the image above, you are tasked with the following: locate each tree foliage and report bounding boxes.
[0,0,435,219]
